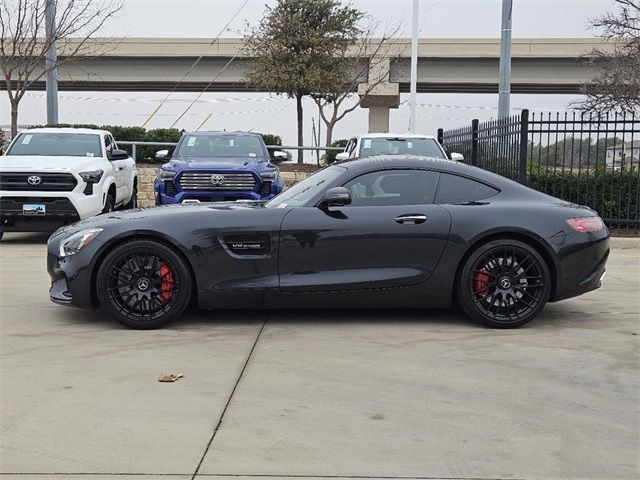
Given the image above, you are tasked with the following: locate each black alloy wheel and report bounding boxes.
[458,239,551,328]
[96,240,192,329]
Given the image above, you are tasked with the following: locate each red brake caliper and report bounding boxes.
[159,264,175,304]
[474,268,489,297]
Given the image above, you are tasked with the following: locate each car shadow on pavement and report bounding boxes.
[0,232,50,244]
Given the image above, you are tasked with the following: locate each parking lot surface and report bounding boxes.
[0,233,638,480]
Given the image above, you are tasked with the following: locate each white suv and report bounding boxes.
[0,128,137,240]
[335,133,463,162]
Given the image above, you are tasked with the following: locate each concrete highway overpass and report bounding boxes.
[2,37,613,131]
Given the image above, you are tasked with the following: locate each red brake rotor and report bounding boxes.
[159,263,175,304]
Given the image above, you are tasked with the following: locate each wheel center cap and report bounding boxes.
[499,276,512,290]
[137,278,150,291]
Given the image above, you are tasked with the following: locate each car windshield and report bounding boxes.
[7,132,102,157]
[266,165,346,208]
[359,137,446,159]
[177,134,265,159]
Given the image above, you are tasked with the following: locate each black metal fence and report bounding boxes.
[438,109,640,230]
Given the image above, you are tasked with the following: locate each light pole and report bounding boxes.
[498,0,512,119]
[45,0,59,125]
[409,0,419,133]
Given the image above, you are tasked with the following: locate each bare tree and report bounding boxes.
[0,0,122,136]
[313,20,404,147]
[576,0,640,114]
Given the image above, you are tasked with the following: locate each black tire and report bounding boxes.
[123,185,138,210]
[457,239,551,328]
[0,232,3,242]
[101,192,115,214]
[96,240,192,329]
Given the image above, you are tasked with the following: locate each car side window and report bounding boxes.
[435,173,499,204]
[343,169,439,206]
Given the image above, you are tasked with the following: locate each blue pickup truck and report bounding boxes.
[154,131,285,205]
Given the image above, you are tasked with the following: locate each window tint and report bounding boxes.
[7,133,102,157]
[435,173,499,204]
[177,135,265,159]
[343,169,439,206]
[358,137,446,159]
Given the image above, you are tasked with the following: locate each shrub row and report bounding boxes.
[527,170,639,227]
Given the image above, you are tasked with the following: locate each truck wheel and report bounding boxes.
[101,193,115,214]
[123,186,138,209]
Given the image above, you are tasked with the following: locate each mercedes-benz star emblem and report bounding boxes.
[27,175,42,186]
[210,174,225,185]
[499,277,512,289]
[137,278,150,291]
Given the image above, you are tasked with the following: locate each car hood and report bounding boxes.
[168,157,269,170]
[0,155,103,172]
[51,201,270,238]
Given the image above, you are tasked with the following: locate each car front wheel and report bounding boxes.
[457,239,551,328]
[96,240,192,329]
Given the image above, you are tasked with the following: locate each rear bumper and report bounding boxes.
[551,231,610,302]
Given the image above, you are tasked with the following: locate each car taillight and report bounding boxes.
[566,217,605,233]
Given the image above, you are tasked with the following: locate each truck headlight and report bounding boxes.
[59,228,103,257]
[79,170,104,183]
[260,171,279,180]
[157,169,176,180]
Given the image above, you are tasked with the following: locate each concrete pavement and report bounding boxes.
[0,233,638,479]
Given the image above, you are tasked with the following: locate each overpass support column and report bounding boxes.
[358,57,400,133]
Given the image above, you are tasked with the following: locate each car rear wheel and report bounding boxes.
[457,239,551,328]
[96,240,192,329]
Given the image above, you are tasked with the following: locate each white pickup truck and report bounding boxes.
[0,128,137,240]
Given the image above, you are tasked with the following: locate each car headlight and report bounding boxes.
[260,171,279,180]
[157,168,176,180]
[59,228,104,257]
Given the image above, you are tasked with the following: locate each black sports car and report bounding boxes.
[47,156,609,329]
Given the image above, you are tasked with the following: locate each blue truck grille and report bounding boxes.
[178,172,257,191]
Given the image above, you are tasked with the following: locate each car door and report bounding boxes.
[105,134,128,204]
[278,168,451,292]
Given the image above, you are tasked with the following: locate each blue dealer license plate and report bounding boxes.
[23,204,46,216]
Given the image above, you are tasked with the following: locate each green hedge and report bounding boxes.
[324,139,348,164]
[527,170,638,227]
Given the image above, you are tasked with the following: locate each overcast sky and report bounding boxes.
[0,0,618,149]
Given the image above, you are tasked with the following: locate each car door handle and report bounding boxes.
[395,214,427,225]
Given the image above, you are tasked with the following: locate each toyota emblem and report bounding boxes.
[210,174,225,185]
[27,175,42,186]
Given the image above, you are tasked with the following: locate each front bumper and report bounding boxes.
[1,190,104,232]
[154,173,284,205]
[47,232,103,309]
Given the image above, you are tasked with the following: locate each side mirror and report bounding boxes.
[272,150,289,162]
[110,149,129,160]
[319,187,351,208]
[450,152,464,162]
[335,152,350,162]
[155,149,169,160]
